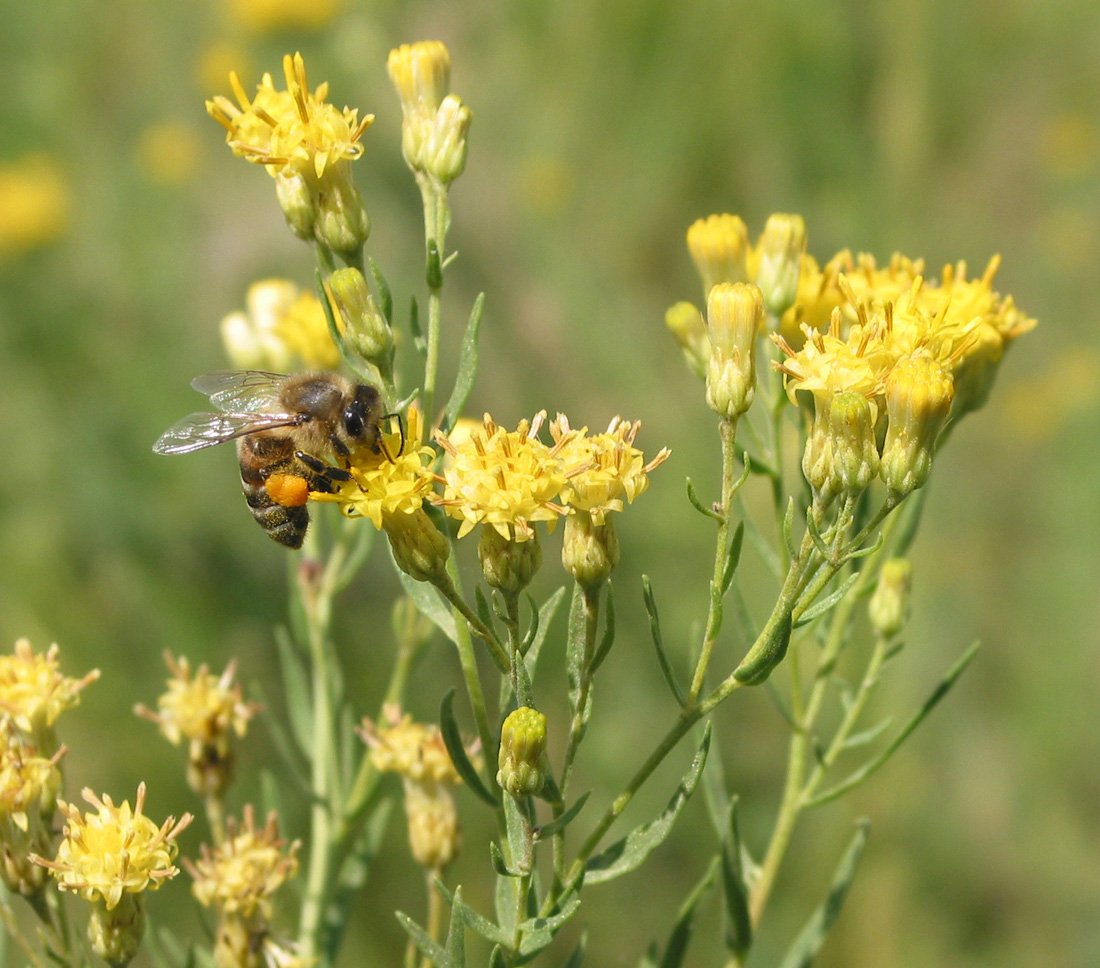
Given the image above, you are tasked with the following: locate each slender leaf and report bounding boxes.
[367,256,394,323]
[795,572,861,628]
[806,641,980,807]
[783,498,799,563]
[489,840,520,877]
[777,820,870,968]
[252,688,310,795]
[805,505,830,558]
[638,944,659,968]
[534,791,590,841]
[642,576,686,707]
[488,946,507,968]
[395,560,458,644]
[841,717,893,750]
[721,797,752,956]
[395,911,450,967]
[659,856,719,968]
[720,522,745,594]
[440,691,497,806]
[566,583,586,716]
[436,882,510,947]
[733,607,793,685]
[516,895,582,958]
[842,531,885,563]
[475,585,495,634]
[445,886,467,968]
[523,586,565,677]
[585,725,711,884]
[686,477,723,521]
[503,791,533,875]
[442,293,486,432]
[409,295,426,355]
[700,725,731,840]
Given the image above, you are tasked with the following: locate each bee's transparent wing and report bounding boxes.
[153,411,300,455]
[190,370,289,414]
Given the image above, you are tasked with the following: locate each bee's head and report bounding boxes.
[343,384,382,443]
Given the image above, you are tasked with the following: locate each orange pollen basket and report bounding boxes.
[266,473,311,507]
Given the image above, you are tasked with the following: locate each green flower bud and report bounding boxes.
[802,391,880,503]
[497,707,548,797]
[274,171,316,241]
[385,510,451,584]
[478,527,541,596]
[869,558,912,638]
[88,894,146,968]
[314,168,370,259]
[755,213,806,317]
[561,511,619,590]
[328,267,395,378]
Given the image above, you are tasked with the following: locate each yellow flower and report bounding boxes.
[220,279,341,371]
[552,415,670,525]
[34,784,191,910]
[0,154,70,258]
[207,53,371,180]
[686,213,750,293]
[361,705,463,786]
[0,725,63,894]
[434,412,569,541]
[0,640,99,749]
[187,805,299,921]
[310,407,434,528]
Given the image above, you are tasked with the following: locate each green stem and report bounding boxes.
[419,180,448,428]
[687,417,739,706]
[560,586,600,794]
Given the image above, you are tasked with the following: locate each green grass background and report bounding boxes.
[2,0,1099,965]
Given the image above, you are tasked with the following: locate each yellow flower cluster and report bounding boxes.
[0,639,99,749]
[36,784,191,910]
[361,706,463,785]
[207,53,371,180]
[221,279,340,371]
[188,805,299,921]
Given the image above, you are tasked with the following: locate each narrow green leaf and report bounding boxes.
[795,572,861,628]
[700,725,731,840]
[534,791,590,841]
[409,296,426,355]
[474,585,495,634]
[734,440,778,478]
[721,797,752,956]
[516,895,581,957]
[395,911,450,967]
[805,506,830,558]
[842,530,885,563]
[440,691,497,806]
[783,498,799,562]
[488,946,507,968]
[253,689,310,795]
[523,586,565,677]
[503,791,532,875]
[806,641,980,807]
[638,943,659,968]
[489,840,520,877]
[720,522,745,594]
[733,607,793,685]
[367,255,394,323]
[566,583,586,715]
[436,882,510,947]
[442,292,486,432]
[642,576,686,707]
[585,725,711,884]
[445,886,467,968]
[777,819,870,968]
[686,477,723,521]
[659,856,719,968]
[394,560,458,644]
[590,583,616,675]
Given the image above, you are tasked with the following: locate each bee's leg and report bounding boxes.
[295,451,352,493]
[328,435,352,467]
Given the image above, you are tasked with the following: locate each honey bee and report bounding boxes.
[154,370,388,548]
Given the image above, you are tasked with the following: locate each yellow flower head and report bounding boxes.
[310,407,435,529]
[773,309,891,408]
[188,805,299,922]
[135,653,256,750]
[0,640,99,746]
[0,727,62,834]
[387,41,452,113]
[687,213,750,293]
[206,53,373,181]
[221,279,340,372]
[361,705,465,786]
[434,412,569,542]
[551,415,670,526]
[35,784,191,910]
[0,154,70,258]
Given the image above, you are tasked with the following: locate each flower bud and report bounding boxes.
[869,558,912,638]
[880,356,954,496]
[274,171,316,241]
[561,511,619,590]
[384,509,451,584]
[388,41,452,113]
[687,214,749,293]
[802,391,880,503]
[88,894,146,968]
[497,706,548,797]
[328,267,395,378]
[705,282,762,419]
[664,301,709,379]
[404,782,459,870]
[422,94,472,185]
[755,213,806,317]
[949,321,1004,419]
[314,168,370,259]
[478,526,541,597]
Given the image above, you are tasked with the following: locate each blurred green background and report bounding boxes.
[2,0,1099,965]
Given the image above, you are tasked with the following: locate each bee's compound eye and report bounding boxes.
[266,473,311,507]
[344,406,365,438]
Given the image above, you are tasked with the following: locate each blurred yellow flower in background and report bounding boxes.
[0,154,70,259]
[228,0,343,33]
